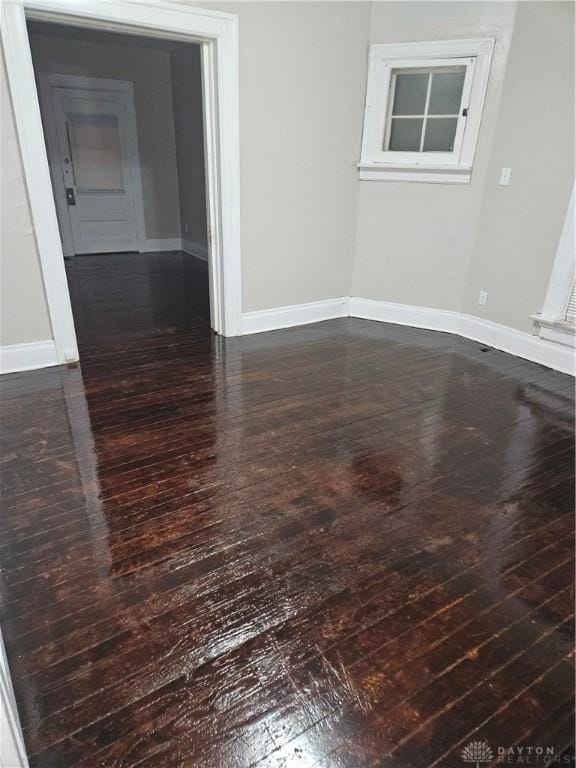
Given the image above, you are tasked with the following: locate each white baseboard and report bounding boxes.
[240,295,574,373]
[459,313,575,375]
[181,239,209,262]
[140,238,182,253]
[241,297,350,335]
[349,297,461,334]
[140,238,209,259]
[0,340,59,374]
[349,297,574,375]
[532,316,575,349]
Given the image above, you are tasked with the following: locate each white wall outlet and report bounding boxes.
[478,289,488,306]
[499,167,512,186]
[184,223,189,233]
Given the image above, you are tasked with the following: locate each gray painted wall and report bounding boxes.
[28,25,182,242]
[461,1,575,332]
[171,44,208,251]
[1,57,52,346]
[352,1,517,313]
[193,1,371,311]
[352,0,574,335]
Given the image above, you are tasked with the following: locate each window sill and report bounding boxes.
[531,314,575,348]
[357,162,472,184]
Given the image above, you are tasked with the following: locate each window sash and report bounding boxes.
[383,66,466,152]
[362,55,476,167]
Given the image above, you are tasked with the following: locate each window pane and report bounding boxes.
[392,73,428,116]
[428,70,465,115]
[423,117,458,151]
[388,118,423,151]
[68,113,124,191]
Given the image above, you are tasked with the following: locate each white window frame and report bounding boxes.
[532,184,575,348]
[359,38,495,184]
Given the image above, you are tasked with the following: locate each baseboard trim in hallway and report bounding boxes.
[181,239,209,261]
[140,238,182,252]
[139,239,209,260]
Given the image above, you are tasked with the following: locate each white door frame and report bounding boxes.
[38,72,148,257]
[1,0,242,365]
[0,628,29,768]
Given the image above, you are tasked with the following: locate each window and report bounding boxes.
[384,65,470,154]
[534,185,576,348]
[565,280,576,324]
[359,38,495,183]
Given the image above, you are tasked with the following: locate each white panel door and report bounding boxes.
[50,87,140,254]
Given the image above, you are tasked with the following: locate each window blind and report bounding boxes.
[564,278,576,323]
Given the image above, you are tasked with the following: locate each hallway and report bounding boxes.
[65,251,211,347]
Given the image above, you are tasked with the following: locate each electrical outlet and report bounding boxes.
[184,223,189,233]
[499,167,512,186]
[478,290,488,306]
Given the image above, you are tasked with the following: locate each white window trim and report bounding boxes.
[359,38,495,184]
[532,184,575,348]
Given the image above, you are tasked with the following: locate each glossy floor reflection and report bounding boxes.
[1,253,574,767]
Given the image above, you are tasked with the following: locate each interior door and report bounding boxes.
[50,87,140,254]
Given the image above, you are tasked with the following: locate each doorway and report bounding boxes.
[30,22,213,349]
[1,0,242,366]
[28,20,216,350]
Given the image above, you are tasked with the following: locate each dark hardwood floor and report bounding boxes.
[64,250,211,343]
[1,251,574,767]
